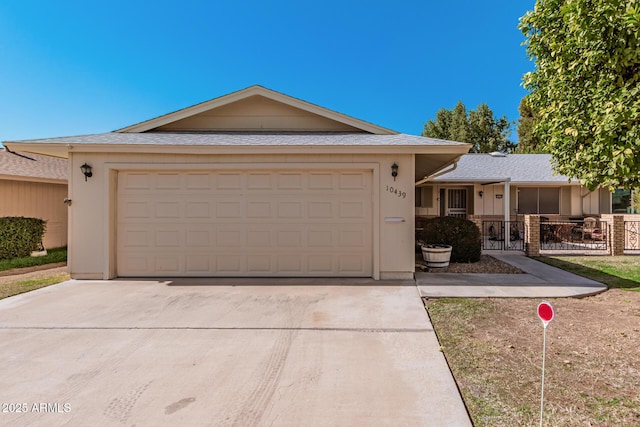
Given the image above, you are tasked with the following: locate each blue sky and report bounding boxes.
[0,1,534,143]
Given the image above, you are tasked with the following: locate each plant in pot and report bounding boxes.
[417,216,481,268]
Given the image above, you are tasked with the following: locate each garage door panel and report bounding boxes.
[246,255,273,273]
[308,201,334,218]
[185,202,210,218]
[186,254,211,272]
[216,254,246,273]
[185,173,211,189]
[216,173,243,189]
[217,229,242,247]
[247,201,273,218]
[308,255,333,273]
[156,173,181,189]
[117,169,372,277]
[121,255,150,274]
[339,255,365,272]
[155,256,180,274]
[277,201,303,218]
[339,172,368,189]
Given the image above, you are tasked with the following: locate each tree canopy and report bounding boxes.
[422,101,514,153]
[515,97,546,153]
[520,0,640,190]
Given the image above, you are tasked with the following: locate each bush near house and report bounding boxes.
[0,217,47,260]
[418,216,481,263]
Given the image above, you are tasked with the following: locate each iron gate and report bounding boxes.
[481,220,525,251]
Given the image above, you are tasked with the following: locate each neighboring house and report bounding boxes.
[0,148,68,248]
[4,85,469,280]
[416,152,613,222]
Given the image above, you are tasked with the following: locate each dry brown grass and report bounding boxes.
[426,291,640,426]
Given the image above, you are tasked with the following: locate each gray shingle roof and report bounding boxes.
[5,132,467,147]
[432,153,575,183]
[0,149,68,181]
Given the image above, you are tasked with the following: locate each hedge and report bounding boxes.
[417,216,481,263]
[0,217,47,260]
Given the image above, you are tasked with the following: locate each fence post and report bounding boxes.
[525,215,540,256]
[601,214,624,256]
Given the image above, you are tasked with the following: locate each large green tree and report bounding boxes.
[515,97,546,153]
[520,1,640,190]
[422,101,514,153]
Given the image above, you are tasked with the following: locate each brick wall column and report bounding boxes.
[525,215,540,256]
[602,214,625,256]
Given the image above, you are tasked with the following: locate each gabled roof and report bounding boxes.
[2,86,472,166]
[0,149,67,183]
[117,85,397,135]
[431,153,575,184]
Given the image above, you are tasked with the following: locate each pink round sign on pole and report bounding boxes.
[537,301,554,326]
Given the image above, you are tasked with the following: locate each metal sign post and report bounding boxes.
[537,301,555,427]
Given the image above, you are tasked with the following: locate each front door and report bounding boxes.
[446,188,467,218]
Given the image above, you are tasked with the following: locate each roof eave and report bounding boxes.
[5,141,470,158]
[3,142,70,159]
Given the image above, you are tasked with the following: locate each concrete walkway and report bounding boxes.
[417,252,607,298]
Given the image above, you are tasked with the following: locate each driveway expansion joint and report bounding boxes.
[0,326,433,332]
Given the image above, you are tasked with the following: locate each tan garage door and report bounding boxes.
[116,169,373,277]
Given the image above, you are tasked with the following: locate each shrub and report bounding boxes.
[418,216,481,263]
[0,217,47,260]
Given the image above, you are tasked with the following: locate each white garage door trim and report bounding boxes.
[109,163,380,278]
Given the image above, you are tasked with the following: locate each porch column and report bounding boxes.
[504,179,511,224]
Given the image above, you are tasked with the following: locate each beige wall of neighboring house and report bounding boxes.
[0,150,68,249]
[0,179,68,248]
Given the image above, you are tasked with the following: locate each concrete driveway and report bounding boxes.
[0,279,470,426]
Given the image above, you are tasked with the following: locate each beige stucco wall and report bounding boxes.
[0,179,68,248]
[68,151,415,280]
[418,183,614,219]
[155,96,363,132]
[581,187,611,215]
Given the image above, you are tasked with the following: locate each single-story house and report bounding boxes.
[4,85,470,280]
[416,152,614,222]
[0,148,68,248]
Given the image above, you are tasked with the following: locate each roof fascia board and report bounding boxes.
[116,86,398,135]
[61,144,470,156]
[0,175,67,185]
[3,143,69,159]
[432,179,577,185]
[6,140,470,158]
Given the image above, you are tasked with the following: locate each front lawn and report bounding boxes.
[0,247,67,272]
[0,272,70,299]
[533,255,640,291]
[426,290,640,426]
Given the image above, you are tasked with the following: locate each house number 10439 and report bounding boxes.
[386,186,407,199]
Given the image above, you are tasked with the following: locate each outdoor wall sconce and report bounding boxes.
[391,163,399,181]
[80,163,93,181]
[478,191,484,198]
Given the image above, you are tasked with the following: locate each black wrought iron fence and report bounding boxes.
[481,220,525,251]
[540,220,608,252]
[624,221,640,251]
